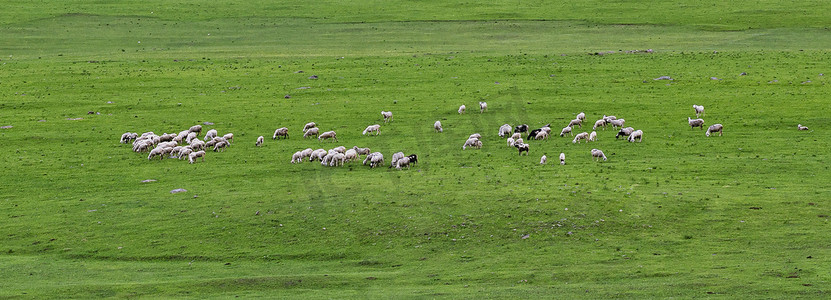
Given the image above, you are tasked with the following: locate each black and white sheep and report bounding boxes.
[256,136,264,147]
[798,124,809,131]
[479,102,487,113]
[515,124,529,133]
[616,127,635,139]
[559,152,565,165]
[515,143,529,156]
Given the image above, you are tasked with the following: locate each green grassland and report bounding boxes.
[1,1,830,298]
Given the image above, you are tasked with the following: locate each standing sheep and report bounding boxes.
[591,149,607,161]
[535,130,550,140]
[303,127,320,139]
[688,117,705,130]
[593,119,607,130]
[572,132,589,144]
[479,102,487,113]
[576,112,586,121]
[507,137,516,147]
[273,127,289,140]
[363,124,381,135]
[498,124,512,137]
[568,119,582,129]
[189,125,203,134]
[540,154,547,165]
[204,129,218,140]
[588,131,597,142]
[188,150,206,164]
[318,131,337,142]
[458,105,466,114]
[514,124,529,133]
[609,119,625,129]
[381,111,393,123]
[256,136,264,147]
[462,138,482,150]
[515,143,529,156]
[303,122,317,133]
[560,126,573,137]
[343,149,358,163]
[352,146,371,156]
[693,105,705,117]
[706,124,723,137]
[616,127,635,139]
[434,121,443,133]
[628,130,643,142]
[223,133,234,144]
[559,152,566,165]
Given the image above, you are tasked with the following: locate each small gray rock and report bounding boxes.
[141,179,157,183]
[170,188,187,194]
[203,121,214,125]
[653,76,673,80]
[0,125,12,129]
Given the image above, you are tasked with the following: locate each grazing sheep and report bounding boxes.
[178,147,193,160]
[798,124,809,131]
[205,129,218,140]
[223,133,234,143]
[331,146,346,153]
[479,101,487,113]
[213,141,229,152]
[572,132,589,144]
[514,138,524,146]
[540,154,547,165]
[303,127,320,138]
[310,149,328,162]
[189,125,202,134]
[693,105,705,117]
[329,153,346,167]
[568,119,582,128]
[507,137,516,147]
[560,126,573,137]
[688,117,705,130]
[458,105,466,114]
[462,138,482,150]
[256,136,264,147]
[320,153,335,165]
[147,147,167,160]
[290,151,303,164]
[174,130,189,143]
[185,132,198,144]
[629,130,643,142]
[272,127,289,140]
[499,124,512,137]
[706,124,723,137]
[591,149,607,161]
[362,152,377,165]
[381,111,393,123]
[303,122,317,132]
[170,146,184,158]
[469,133,482,140]
[190,139,205,151]
[540,126,552,134]
[535,130,550,140]
[318,131,337,142]
[559,152,565,165]
[390,152,405,168]
[157,141,178,149]
[363,124,381,136]
[434,121,443,133]
[395,157,411,170]
[406,154,418,165]
[515,124,529,133]
[515,143,529,156]
[609,119,625,129]
[158,133,175,143]
[511,132,522,140]
[140,131,156,138]
[588,131,597,142]
[352,146,371,156]
[120,132,138,144]
[188,150,206,164]
[576,112,586,121]
[593,119,607,130]
[344,149,358,163]
[363,152,384,167]
[527,124,550,140]
[603,115,617,123]
[616,127,635,139]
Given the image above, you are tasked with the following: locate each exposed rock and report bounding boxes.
[170,188,187,194]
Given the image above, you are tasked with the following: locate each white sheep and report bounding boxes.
[576,112,586,121]
[688,117,705,130]
[434,120,443,133]
[178,147,193,160]
[204,129,218,140]
[616,127,635,139]
[140,131,156,138]
[395,156,411,170]
[329,153,346,166]
[185,132,198,144]
[593,119,607,130]
[469,133,482,140]
[344,149,358,162]
[303,122,317,133]
[591,148,607,161]
[390,152,405,168]
[458,105,466,114]
[352,146,371,156]
[514,138,524,146]
[363,124,381,135]
[797,124,809,131]
[589,131,597,142]
[256,136,264,147]
[559,152,565,165]
[158,133,175,143]
[540,127,552,134]
[363,152,379,165]
[147,147,167,160]
[273,127,289,140]
[303,127,320,138]
[188,150,206,164]
[693,105,705,117]
[479,102,487,113]
[572,132,589,144]
[310,149,328,162]
[568,118,582,128]
[560,126,573,137]
[462,138,482,150]
[290,151,303,164]
[367,152,384,168]
[535,130,550,140]
[629,130,643,142]
[510,132,522,140]
[213,141,228,152]
[603,115,617,123]
[706,124,723,137]
[609,118,625,129]
[331,146,346,153]
[222,133,234,143]
[507,137,515,147]
[381,111,393,123]
[190,139,205,151]
[189,125,202,134]
[540,154,547,165]
[499,124,512,137]
[318,131,337,142]
[120,132,138,144]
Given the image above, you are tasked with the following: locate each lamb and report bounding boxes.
[560,126,573,137]
[572,132,589,144]
[434,121,443,133]
[515,124,529,133]
[479,101,487,113]
[406,154,418,165]
[256,136,264,147]
[588,131,597,142]
[567,119,582,128]
[395,157,411,170]
[205,129,218,140]
[363,124,381,135]
[616,127,635,139]
[318,131,337,142]
[458,105,466,114]
[591,149,607,161]
[593,119,607,130]
[540,154,547,165]
[272,127,289,139]
[511,132,522,140]
[705,124,723,137]
[559,152,566,165]
[693,105,705,117]
[188,125,202,134]
[222,133,234,144]
[688,117,705,130]
[629,130,643,142]
[797,124,809,131]
[462,138,482,150]
[303,127,320,138]
[576,112,586,121]
[469,133,482,140]
[389,152,405,168]
[188,150,206,164]
[381,111,393,123]
[352,146,371,156]
[515,143,529,156]
[507,137,515,147]
[609,118,625,129]
[303,122,317,132]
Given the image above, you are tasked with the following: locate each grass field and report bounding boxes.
[1,1,830,298]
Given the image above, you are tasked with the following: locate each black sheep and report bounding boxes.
[515,124,529,133]
[407,154,418,165]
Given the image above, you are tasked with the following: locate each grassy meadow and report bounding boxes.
[1,1,830,298]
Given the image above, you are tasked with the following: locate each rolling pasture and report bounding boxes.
[1,1,830,297]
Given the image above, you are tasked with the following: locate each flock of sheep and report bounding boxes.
[121,125,234,164]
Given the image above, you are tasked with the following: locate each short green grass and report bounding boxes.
[1,1,830,298]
